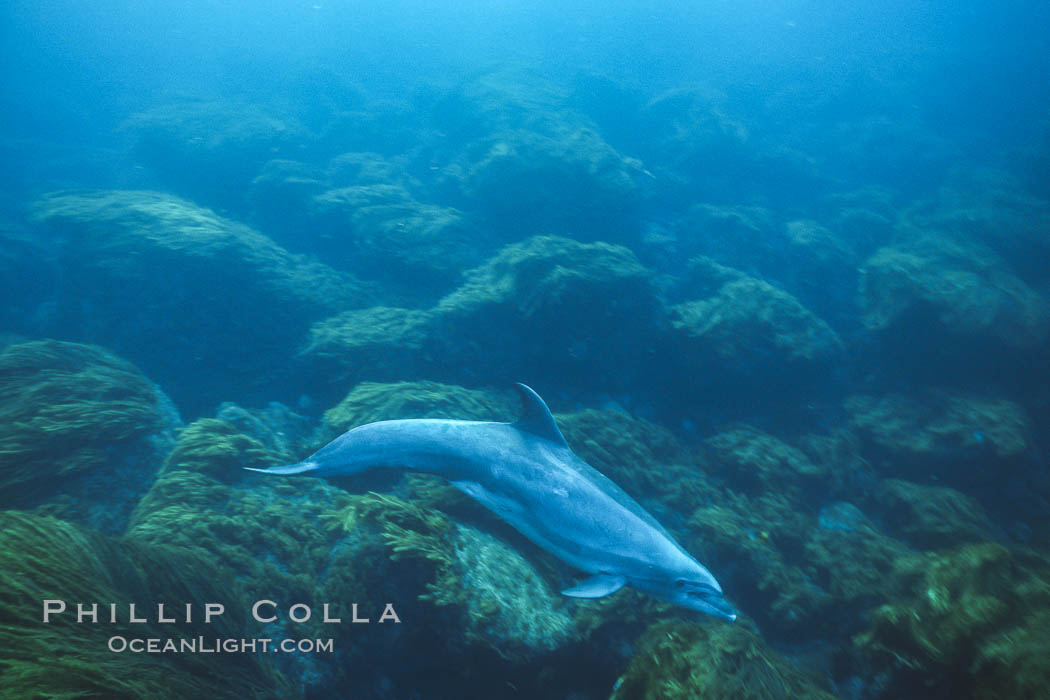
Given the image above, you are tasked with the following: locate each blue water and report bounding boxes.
[2,1,1049,698]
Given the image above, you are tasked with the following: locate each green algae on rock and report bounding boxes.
[845,390,1032,483]
[302,307,436,386]
[129,418,353,601]
[703,426,827,498]
[302,236,661,388]
[122,99,304,209]
[611,619,836,700]
[669,257,843,369]
[154,418,282,481]
[859,236,1049,349]
[437,235,658,327]
[454,126,645,240]
[311,183,481,292]
[874,479,996,550]
[31,190,375,411]
[342,491,576,661]
[127,416,362,693]
[689,494,831,636]
[0,340,178,533]
[323,380,514,436]
[856,543,1050,699]
[432,235,661,383]
[0,510,292,700]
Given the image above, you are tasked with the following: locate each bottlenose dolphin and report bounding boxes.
[246,384,735,620]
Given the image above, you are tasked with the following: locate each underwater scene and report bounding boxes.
[2,0,1049,698]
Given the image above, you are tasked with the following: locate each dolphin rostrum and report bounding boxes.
[245,383,735,620]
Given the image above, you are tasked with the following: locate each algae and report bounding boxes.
[0,510,293,700]
[847,390,1031,462]
[670,257,843,368]
[322,380,514,436]
[612,619,836,700]
[342,491,577,660]
[856,543,1050,698]
[0,340,175,532]
[859,235,1049,349]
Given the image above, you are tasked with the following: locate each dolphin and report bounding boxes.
[245,383,735,620]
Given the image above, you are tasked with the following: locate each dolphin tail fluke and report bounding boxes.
[244,461,319,476]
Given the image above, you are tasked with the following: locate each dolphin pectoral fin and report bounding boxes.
[561,574,627,598]
[512,383,569,448]
[244,461,318,476]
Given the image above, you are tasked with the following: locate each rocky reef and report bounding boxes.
[31,190,374,412]
[0,510,292,699]
[2,39,1048,700]
[0,340,179,533]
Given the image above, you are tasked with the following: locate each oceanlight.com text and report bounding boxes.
[107,636,335,654]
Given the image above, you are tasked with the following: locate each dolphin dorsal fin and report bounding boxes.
[512,383,569,448]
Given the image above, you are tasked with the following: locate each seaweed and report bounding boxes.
[0,340,175,532]
[341,491,577,660]
[856,543,1050,698]
[0,510,293,699]
[612,619,836,699]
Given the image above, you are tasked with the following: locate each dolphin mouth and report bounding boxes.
[693,592,737,621]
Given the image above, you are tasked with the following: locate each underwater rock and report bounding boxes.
[215,400,317,461]
[325,151,423,190]
[122,99,304,211]
[660,209,858,325]
[856,543,1050,699]
[662,204,816,299]
[322,380,514,436]
[611,619,835,700]
[901,168,1050,283]
[804,506,919,633]
[342,492,577,662]
[0,511,292,699]
[249,151,478,299]
[640,85,830,206]
[246,158,327,241]
[859,235,1050,350]
[873,479,997,550]
[690,490,918,642]
[310,183,481,293]
[32,190,375,413]
[302,236,662,392]
[452,126,644,240]
[641,87,755,194]
[703,425,827,499]
[689,494,831,636]
[782,219,861,320]
[668,257,843,374]
[429,69,645,240]
[128,417,357,693]
[433,235,661,386]
[846,390,1032,475]
[302,307,436,390]
[816,186,901,251]
[0,340,179,533]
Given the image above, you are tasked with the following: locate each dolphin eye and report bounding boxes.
[675,580,686,588]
